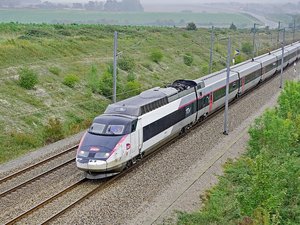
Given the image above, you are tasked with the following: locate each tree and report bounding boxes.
[84,1,103,10]
[121,0,143,12]
[186,22,197,30]
[104,0,119,11]
[104,0,143,12]
[230,22,237,30]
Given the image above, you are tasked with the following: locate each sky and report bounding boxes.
[47,0,292,4]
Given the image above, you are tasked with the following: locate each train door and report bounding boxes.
[137,118,143,153]
[209,92,213,112]
[241,77,245,94]
[129,120,139,158]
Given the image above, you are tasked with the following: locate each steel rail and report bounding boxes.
[0,145,78,184]
[0,158,75,198]
[4,178,87,225]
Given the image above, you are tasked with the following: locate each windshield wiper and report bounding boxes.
[88,131,103,135]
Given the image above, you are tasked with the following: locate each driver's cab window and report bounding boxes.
[131,120,138,132]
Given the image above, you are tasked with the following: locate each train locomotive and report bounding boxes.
[76,41,300,179]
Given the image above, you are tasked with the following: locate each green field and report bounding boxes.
[0,9,259,28]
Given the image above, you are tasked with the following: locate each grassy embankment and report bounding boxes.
[0,23,293,163]
[178,81,300,224]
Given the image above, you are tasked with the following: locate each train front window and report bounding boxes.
[106,125,124,135]
[88,123,127,136]
[89,123,106,135]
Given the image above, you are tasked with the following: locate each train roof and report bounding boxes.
[194,68,239,87]
[104,80,198,117]
[231,59,261,76]
[271,47,289,58]
[104,87,174,117]
[194,69,225,86]
[253,52,276,65]
[285,44,298,52]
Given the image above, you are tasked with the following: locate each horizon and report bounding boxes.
[46,0,295,4]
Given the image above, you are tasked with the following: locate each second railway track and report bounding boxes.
[0,145,78,184]
[0,146,77,195]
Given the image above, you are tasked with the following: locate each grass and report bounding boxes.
[0,23,299,164]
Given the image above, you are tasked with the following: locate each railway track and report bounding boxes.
[4,178,87,225]
[0,145,77,198]
[5,130,186,224]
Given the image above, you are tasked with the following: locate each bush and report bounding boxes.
[186,22,197,30]
[98,65,122,99]
[234,54,246,64]
[277,81,300,120]
[127,72,136,82]
[150,49,163,63]
[18,67,38,90]
[63,74,79,88]
[99,70,113,98]
[123,80,141,99]
[43,118,64,144]
[183,54,193,66]
[118,56,135,71]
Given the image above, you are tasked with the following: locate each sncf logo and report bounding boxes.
[90,147,100,152]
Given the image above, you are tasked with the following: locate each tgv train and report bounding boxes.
[77,41,300,179]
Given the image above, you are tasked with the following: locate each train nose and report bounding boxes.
[76,158,107,172]
[87,159,107,171]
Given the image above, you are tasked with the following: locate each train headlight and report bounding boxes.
[77,150,88,157]
[105,153,110,158]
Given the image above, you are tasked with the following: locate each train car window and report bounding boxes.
[229,81,238,93]
[198,96,208,109]
[213,87,226,101]
[89,123,106,135]
[245,69,261,84]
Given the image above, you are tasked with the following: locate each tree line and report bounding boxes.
[0,0,144,12]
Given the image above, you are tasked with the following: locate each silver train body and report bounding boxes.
[76,41,300,179]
